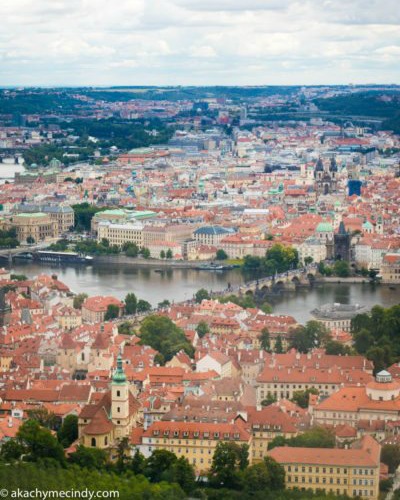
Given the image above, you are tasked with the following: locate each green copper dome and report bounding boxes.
[112,354,127,385]
[316,222,333,232]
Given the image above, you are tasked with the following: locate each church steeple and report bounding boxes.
[112,353,127,385]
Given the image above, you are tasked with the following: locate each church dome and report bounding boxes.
[366,370,400,401]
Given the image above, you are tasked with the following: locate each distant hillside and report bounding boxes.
[314,92,400,119]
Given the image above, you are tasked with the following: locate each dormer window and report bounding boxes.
[214,432,219,439]
[174,431,179,437]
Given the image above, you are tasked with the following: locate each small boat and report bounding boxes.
[154,269,164,273]
[196,263,225,271]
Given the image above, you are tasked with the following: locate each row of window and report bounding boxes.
[288,476,347,485]
[287,465,374,476]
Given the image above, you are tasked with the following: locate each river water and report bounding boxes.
[10,261,400,324]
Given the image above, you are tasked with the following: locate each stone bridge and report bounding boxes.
[0,245,45,264]
[211,265,319,299]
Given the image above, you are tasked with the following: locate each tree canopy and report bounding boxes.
[351,304,400,372]
[139,315,194,361]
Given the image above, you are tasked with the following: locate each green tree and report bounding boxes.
[167,456,196,493]
[369,269,379,282]
[334,260,350,277]
[125,244,139,258]
[26,408,58,430]
[268,426,335,451]
[196,320,210,338]
[17,420,66,464]
[144,449,177,483]
[274,335,284,354]
[259,327,271,351]
[0,439,25,461]
[291,388,319,409]
[195,288,210,303]
[137,299,152,313]
[72,203,101,232]
[353,328,374,354]
[381,444,400,473]
[27,235,35,244]
[166,248,173,259]
[261,394,277,407]
[118,321,135,335]
[141,247,150,259]
[104,304,119,320]
[124,293,137,315]
[73,293,88,310]
[10,274,28,281]
[242,457,285,492]
[158,299,170,309]
[139,315,194,361]
[68,445,108,469]
[260,301,273,314]
[216,249,228,260]
[57,415,78,448]
[290,321,330,353]
[325,339,353,355]
[115,437,131,473]
[160,250,165,259]
[208,442,249,489]
[304,256,313,265]
[131,449,145,475]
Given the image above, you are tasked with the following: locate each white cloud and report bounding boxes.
[0,0,399,85]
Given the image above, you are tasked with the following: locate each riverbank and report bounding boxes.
[321,276,372,284]
[93,255,216,269]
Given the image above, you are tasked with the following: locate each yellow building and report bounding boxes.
[7,213,57,243]
[141,420,252,473]
[56,305,82,331]
[97,221,144,248]
[269,435,380,499]
[248,406,298,463]
[381,253,400,283]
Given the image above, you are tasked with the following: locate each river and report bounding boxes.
[10,261,399,324]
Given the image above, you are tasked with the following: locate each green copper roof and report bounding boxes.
[316,222,333,232]
[363,220,373,230]
[112,354,127,385]
[15,212,47,218]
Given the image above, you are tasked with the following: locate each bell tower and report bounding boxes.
[111,354,130,439]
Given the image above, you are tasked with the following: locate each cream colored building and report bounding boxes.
[312,371,400,426]
[295,236,327,264]
[7,213,57,243]
[97,221,144,248]
[380,253,400,283]
[269,436,380,500]
[140,421,251,473]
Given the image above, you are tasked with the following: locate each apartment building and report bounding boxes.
[81,296,124,323]
[256,365,373,404]
[380,253,400,283]
[312,370,400,426]
[140,421,251,473]
[269,435,380,499]
[97,221,144,247]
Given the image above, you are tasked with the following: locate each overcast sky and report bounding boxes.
[1,0,400,86]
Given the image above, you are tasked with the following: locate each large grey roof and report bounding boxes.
[194,226,233,236]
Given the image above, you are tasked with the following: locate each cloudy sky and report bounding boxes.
[1,0,400,86]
